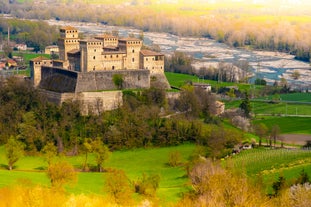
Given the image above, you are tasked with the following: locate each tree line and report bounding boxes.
[3,0,311,62]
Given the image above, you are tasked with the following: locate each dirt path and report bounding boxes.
[280,134,311,145]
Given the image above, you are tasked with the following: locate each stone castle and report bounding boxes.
[30,26,170,114]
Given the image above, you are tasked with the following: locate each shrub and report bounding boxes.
[168,151,182,167]
[134,173,160,197]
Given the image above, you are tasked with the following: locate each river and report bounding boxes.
[47,19,311,91]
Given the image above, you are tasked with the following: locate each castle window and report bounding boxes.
[94,49,96,52]
[93,66,95,71]
[72,35,74,38]
[112,66,115,70]
[104,55,106,58]
[110,55,113,58]
[93,56,96,60]
[116,55,119,58]
[146,58,148,61]
[132,58,135,62]
[132,49,135,53]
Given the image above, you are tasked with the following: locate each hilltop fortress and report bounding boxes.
[30,26,170,114]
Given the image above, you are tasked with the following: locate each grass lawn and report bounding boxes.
[0,144,196,205]
[252,116,311,134]
[225,100,311,116]
[165,72,252,91]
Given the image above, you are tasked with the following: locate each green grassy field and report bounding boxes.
[269,93,311,102]
[230,148,311,193]
[225,100,311,116]
[252,116,311,134]
[0,144,196,204]
[165,72,251,91]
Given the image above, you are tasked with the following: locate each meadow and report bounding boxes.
[225,100,311,116]
[0,144,196,204]
[165,72,251,91]
[252,116,311,134]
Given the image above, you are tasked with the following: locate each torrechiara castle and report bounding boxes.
[31,26,170,92]
[30,26,170,114]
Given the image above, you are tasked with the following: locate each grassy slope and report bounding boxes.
[230,148,311,193]
[0,144,195,204]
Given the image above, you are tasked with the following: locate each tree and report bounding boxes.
[41,142,57,165]
[134,173,160,197]
[5,136,25,170]
[270,125,280,148]
[47,160,77,190]
[112,74,123,90]
[168,151,182,167]
[253,123,268,147]
[81,138,92,171]
[255,78,267,85]
[91,139,111,172]
[291,70,300,80]
[105,169,133,205]
[239,92,251,117]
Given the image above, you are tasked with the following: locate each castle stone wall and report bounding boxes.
[39,67,150,93]
[75,69,150,92]
[39,89,122,115]
[40,66,78,92]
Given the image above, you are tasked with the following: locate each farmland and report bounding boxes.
[229,148,311,193]
[0,144,195,204]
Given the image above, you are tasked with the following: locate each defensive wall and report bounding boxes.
[39,89,122,115]
[75,69,150,92]
[39,66,150,93]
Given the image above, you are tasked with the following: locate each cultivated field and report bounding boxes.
[230,148,311,193]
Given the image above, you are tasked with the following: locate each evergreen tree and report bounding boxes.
[239,92,251,117]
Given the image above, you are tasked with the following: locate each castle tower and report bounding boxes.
[30,56,53,87]
[140,50,165,74]
[58,26,80,61]
[118,38,142,69]
[80,39,103,72]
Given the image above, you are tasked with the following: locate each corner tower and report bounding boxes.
[58,26,80,61]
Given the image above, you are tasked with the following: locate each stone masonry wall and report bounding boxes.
[39,89,123,115]
[40,66,78,92]
[75,69,150,92]
[39,67,150,93]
